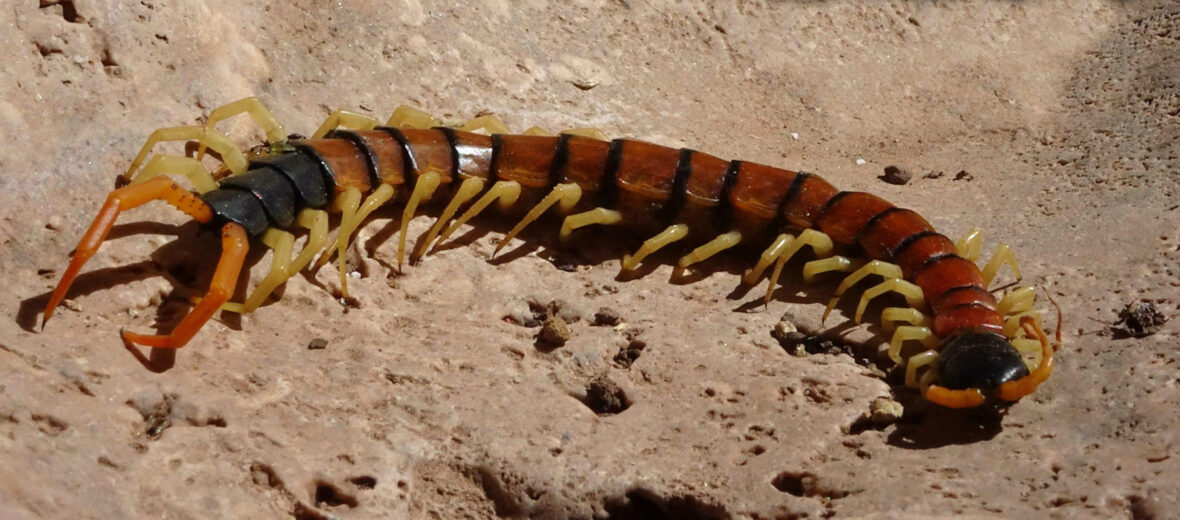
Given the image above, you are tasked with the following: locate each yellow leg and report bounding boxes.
[852,278,925,324]
[678,231,742,268]
[125,125,248,184]
[129,155,219,194]
[431,180,522,252]
[621,224,689,272]
[889,325,940,365]
[198,97,287,160]
[1003,311,1042,339]
[386,105,441,129]
[905,350,940,389]
[822,260,904,321]
[981,243,1022,287]
[397,172,442,269]
[288,209,330,273]
[1012,337,1044,371]
[956,228,983,261]
[326,188,362,298]
[560,128,609,141]
[493,183,582,256]
[458,115,512,135]
[801,255,859,284]
[522,126,552,136]
[312,110,380,139]
[997,285,1036,316]
[414,177,486,262]
[743,234,793,286]
[221,229,295,314]
[744,228,835,286]
[880,307,932,333]
[318,184,398,266]
[559,208,624,242]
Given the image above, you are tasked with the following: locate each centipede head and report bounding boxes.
[924,318,1055,409]
[937,330,1029,392]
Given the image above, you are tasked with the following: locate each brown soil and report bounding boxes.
[2,1,1177,518]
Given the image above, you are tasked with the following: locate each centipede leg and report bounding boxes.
[391,172,441,269]
[560,128,609,141]
[414,177,486,263]
[386,105,441,129]
[743,234,793,286]
[222,209,328,313]
[220,228,295,314]
[44,176,215,326]
[522,126,552,136]
[559,208,623,241]
[121,223,249,349]
[621,224,689,272]
[800,255,859,284]
[458,115,512,135]
[955,228,983,260]
[822,260,904,322]
[124,126,249,185]
[678,231,742,268]
[997,286,1036,316]
[981,243,1022,287]
[851,278,925,324]
[905,350,940,388]
[494,183,582,257]
[312,110,380,139]
[318,184,397,267]
[320,188,362,298]
[745,229,835,300]
[880,307,932,333]
[431,180,522,253]
[128,155,219,194]
[197,97,287,160]
[888,325,940,364]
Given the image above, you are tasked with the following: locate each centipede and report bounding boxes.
[42,97,1059,409]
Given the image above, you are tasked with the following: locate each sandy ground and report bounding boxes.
[2,1,1178,518]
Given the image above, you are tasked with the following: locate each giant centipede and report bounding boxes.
[42,97,1058,409]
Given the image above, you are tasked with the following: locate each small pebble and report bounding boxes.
[790,132,799,140]
[954,170,974,181]
[538,315,571,347]
[46,215,64,231]
[1114,301,1167,338]
[62,299,82,312]
[307,338,328,350]
[866,397,903,425]
[855,158,866,165]
[592,307,621,327]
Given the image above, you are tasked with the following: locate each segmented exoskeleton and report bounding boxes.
[43,98,1058,409]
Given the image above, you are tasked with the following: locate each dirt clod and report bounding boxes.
[1114,301,1168,338]
[593,307,622,327]
[584,376,629,415]
[880,165,912,185]
[307,338,328,350]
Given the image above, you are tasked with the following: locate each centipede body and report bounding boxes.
[42,98,1057,409]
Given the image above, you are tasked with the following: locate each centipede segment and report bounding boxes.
[43,97,1059,408]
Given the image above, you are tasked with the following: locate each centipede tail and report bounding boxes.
[43,98,1057,408]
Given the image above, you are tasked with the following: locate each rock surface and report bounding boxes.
[2,1,1178,518]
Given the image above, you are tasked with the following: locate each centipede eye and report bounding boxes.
[937,330,1029,391]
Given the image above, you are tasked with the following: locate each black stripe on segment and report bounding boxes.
[290,142,336,193]
[435,127,461,179]
[489,133,503,184]
[375,126,417,185]
[947,302,996,314]
[939,285,997,306]
[917,253,959,274]
[854,206,906,246]
[326,129,381,189]
[661,148,693,224]
[814,190,851,225]
[889,230,940,262]
[597,139,625,208]
[549,133,572,190]
[714,160,741,231]
[772,170,810,232]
